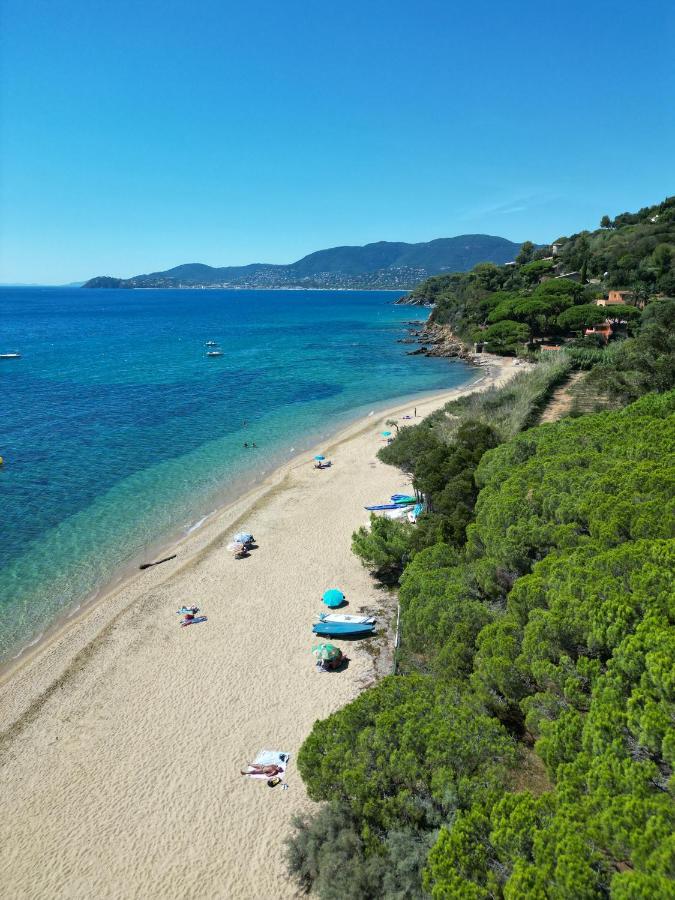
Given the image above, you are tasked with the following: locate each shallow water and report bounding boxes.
[0,287,473,660]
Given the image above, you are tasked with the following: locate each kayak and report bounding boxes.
[365,502,413,511]
[391,494,416,503]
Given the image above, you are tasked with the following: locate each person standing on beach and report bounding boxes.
[414,407,417,417]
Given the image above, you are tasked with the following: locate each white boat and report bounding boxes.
[206,349,223,357]
[316,612,376,625]
[205,340,217,346]
[0,352,21,359]
[381,506,411,520]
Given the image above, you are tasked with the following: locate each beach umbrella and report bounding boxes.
[322,588,345,608]
[312,643,342,662]
[314,455,325,460]
[233,531,253,544]
[381,431,392,437]
[226,541,245,553]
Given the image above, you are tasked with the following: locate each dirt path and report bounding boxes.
[538,371,585,423]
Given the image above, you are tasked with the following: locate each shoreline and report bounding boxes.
[0,355,515,900]
[0,366,480,683]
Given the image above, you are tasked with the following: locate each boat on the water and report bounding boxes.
[0,352,21,359]
[316,612,375,625]
[205,340,217,346]
[312,620,375,637]
[206,349,223,357]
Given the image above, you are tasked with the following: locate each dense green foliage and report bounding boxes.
[584,297,675,403]
[351,419,500,580]
[288,388,675,898]
[408,196,674,356]
[288,198,674,898]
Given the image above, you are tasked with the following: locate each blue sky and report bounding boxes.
[1,0,673,282]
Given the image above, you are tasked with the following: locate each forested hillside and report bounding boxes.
[82,235,523,290]
[286,197,675,899]
[407,196,674,360]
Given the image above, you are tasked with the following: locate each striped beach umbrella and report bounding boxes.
[312,643,342,661]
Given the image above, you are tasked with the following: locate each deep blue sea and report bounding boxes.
[0,287,474,661]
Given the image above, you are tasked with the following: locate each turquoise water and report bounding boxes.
[0,287,474,660]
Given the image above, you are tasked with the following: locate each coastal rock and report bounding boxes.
[410,321,472,359]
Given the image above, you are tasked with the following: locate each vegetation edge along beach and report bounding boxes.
[285,196,675,899]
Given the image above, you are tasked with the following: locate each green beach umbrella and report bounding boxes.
[322,588,345,608]
[312,643,342,661]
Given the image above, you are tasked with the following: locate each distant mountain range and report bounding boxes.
[82,235,527,291]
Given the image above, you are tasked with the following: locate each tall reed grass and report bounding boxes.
[428,354,572,442]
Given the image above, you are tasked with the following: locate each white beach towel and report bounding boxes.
[243,750,291,780]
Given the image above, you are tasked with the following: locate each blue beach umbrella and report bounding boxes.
[322,588,345,608]
[233,531,253,544]
[381,431,392,437]
[314,455,325,461]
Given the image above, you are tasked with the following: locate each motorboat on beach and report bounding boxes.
[312,620,376,638]
[316,612,376,625]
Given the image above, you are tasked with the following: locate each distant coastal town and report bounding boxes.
[85,265,433,291]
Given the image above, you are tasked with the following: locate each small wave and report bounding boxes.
[12,630,45,659]
[186,515,208,534]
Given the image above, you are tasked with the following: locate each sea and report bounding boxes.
[0,287,475,662]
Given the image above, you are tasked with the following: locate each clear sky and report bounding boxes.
[1,0,673,283]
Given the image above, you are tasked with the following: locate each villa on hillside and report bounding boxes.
[585,322,613,342]
[596,290,634,306]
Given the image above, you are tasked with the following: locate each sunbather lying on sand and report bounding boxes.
[241,764,284,777]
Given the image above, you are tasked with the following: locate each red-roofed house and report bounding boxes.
[585,322,613,342]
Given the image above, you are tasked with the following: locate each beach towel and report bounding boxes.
[181,616,207,627]
[242,750,291,780]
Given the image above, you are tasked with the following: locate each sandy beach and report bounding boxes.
[0,357,516,900]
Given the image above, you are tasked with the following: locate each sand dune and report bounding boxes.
[0,358,515,899]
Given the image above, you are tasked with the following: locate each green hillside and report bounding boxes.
[408,196,675,354]
[285,197,675,899]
